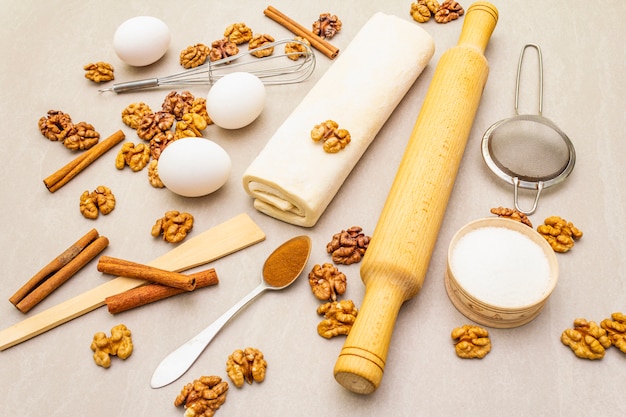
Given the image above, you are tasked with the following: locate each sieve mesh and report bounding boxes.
[487,115,571,182]
[480,44,575,215]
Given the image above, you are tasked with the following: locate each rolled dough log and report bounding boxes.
[242,12,435,227]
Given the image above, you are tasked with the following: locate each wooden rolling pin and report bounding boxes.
[333,2,498,394]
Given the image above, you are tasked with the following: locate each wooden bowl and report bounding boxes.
[444,217,559,328]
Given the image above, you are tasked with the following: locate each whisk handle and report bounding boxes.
[102,78,160,94]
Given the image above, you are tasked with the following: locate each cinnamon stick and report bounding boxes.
[104,268,219,314]
[97,256,196,291]
[43,130,125,193]
[264,6,340,59]
[14,235,110,313]
[9,228,100,306]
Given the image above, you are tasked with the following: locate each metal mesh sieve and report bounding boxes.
[481,44,575,215]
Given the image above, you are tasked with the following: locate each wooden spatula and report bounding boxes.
[0,213,265,351]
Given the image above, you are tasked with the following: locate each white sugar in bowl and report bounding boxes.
[157,138,231,197]
[445,217,559,328]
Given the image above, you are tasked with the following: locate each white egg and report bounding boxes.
[206,72,266,129]
[113,16,170,66]
[157,138,231,197]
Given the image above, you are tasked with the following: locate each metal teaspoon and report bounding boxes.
[150,235,311,388]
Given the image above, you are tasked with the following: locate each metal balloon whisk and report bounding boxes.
[99,38,316,94]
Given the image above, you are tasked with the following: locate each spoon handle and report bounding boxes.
[151,283,266,388]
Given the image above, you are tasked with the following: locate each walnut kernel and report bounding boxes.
[137,111,175,140]
[64,121,100,151]
[561,318,612,360]
[312,13,342,39]
[38,110,73,142]
[162,90,195,121]
[451,325,491,359]
[435,0,465,23]
[601,312,626,354]
[249,34,275,58]
[210,38,239,62]
[224,23,253,45]
[147,160,165,188]
[174,376,228,417]
[537,216,583,253]
[151,210,194,243]
[175,112,208,139]
[285,37,311,61]
[90,324,133,368]
[309,263,347,301]
[326,226,370,265]
[83,61,114,83]
[122,102,153,130]
[226,347,267,388]
[317,299,358,339]
[490,206,532,227]
[180,43,210,69]
[311,120,351,153]
[80,186,115,219]
[115,142,151,172]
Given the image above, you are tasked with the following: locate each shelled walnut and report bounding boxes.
[600,312,626,354]
[308,263,347,301]
[410,0,435,23]
[285,37,311,60]
[226,347,267,388]
[137,111,175,140]
[38,110,73,142]
[537,216,583,253]
[210,38,239,62]
[249,34,275,57]
[64,121,100,151]
[174,376,228,417]
[317,299,358,339]
[147,160,165,188]
[451,325,491,359]
[79,186,115,219]
[151,210,194,243]
[90,324,133,368]
[435,0,465,23]
[224,22,253,45]
[490,206,532,227]
[561,318,611,360]
[115,142,151,171]
[180,43,210,69]
[162,90,195,120]
[83,61,114,83]
[326,226,370,265]
[190,97,212,126]
[312,13,342,39]
[311,120,351,153]
[175,112,208,139]
[122,102,153,130]
[150,130,176,160]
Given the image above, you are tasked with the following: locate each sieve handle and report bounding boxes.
[515,44,543,116]
[514,177,544,215]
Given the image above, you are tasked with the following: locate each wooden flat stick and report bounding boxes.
[104,268,218,314]
[43,130,125,193]
[15,236,110,313]
[9,229,100,306]
[264,6,339,59]
[97,256,196,291]
[0,213,265,351]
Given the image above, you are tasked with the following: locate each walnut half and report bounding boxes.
[226,347,267,388]
[308,263,347,301]
[451,325,491,359]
